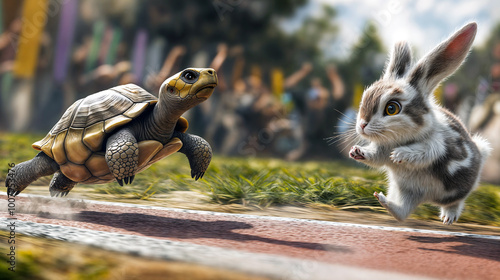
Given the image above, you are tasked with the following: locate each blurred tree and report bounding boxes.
[322,20,386,116]
[338,21,385,91]
[448,22,500,101]
[136,0,309,70]
[268,4,340,90]
[287,5,339,73]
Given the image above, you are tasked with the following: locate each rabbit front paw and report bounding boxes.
[390,147,414,164]
[349,145,366,160]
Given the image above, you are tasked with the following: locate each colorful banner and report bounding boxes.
[0,0,4,34]
[271,68,284,98]
[53,0,79,83]
[105,27,122,65]
[352,83,363,109]
[1,72,13,103]
[13,0,49,78]
[85,20,105,73]
[98,25,112,64]
[132,29,148,83]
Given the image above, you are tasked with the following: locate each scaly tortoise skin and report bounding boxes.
[6,68,217,197]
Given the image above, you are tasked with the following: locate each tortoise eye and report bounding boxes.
[385,101,401,116]
[183,71,195,81]
[180,69,199,84]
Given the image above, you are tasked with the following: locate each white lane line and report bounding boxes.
[0,218,434,280]
[14,194,500,240]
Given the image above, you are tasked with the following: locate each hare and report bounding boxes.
[349,22,491,225]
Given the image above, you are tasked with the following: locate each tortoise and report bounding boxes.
[6,68,217,197]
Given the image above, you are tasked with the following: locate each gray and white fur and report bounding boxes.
[349,22,491,225]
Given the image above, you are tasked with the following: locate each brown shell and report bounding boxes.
[32,84,187,183]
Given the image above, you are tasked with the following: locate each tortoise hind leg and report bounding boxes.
[6,152,59,196]
[49,171,77,197]
[173,131,212,180]
[105,128,139,186]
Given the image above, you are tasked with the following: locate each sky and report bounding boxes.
[281,0,500,59]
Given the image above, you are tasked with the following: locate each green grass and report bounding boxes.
[0,133,46,179]
[2,133,500,226]
[203,164,386,208]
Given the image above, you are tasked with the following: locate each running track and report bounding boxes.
[1,194,499,280]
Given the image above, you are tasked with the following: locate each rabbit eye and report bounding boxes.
[385,101,401,116]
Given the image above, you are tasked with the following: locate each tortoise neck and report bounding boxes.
[143,96,184,144]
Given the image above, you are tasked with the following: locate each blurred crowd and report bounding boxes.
[467,41,500,184]
[0,0,349,160]
[201,53,347,160]
[1,0,500,177]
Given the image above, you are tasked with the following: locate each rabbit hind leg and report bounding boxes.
[374,188,423,222]
[440,200,465,225]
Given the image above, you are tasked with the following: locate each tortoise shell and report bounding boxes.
[32,84,188,184]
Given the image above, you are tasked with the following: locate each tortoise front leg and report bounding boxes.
[173,131,212,180]
[6,152,59,196]
[105,128,139,186]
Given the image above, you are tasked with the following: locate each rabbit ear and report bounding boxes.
[407,22,477,95]
[384,41,413,79]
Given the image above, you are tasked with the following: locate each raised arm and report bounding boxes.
[210,43,228,72]
[327,65,344,101]
[155,45,186,86]
[284,62,312,89]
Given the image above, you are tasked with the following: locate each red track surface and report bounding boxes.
[3,195,499,280]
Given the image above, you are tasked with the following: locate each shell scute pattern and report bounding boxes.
[31,84,182,184]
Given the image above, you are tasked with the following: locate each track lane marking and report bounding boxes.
[11,193,500,240]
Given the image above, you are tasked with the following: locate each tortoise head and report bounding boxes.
[159,68,217,110]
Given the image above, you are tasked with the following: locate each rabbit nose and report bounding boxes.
[360,120,368,130]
